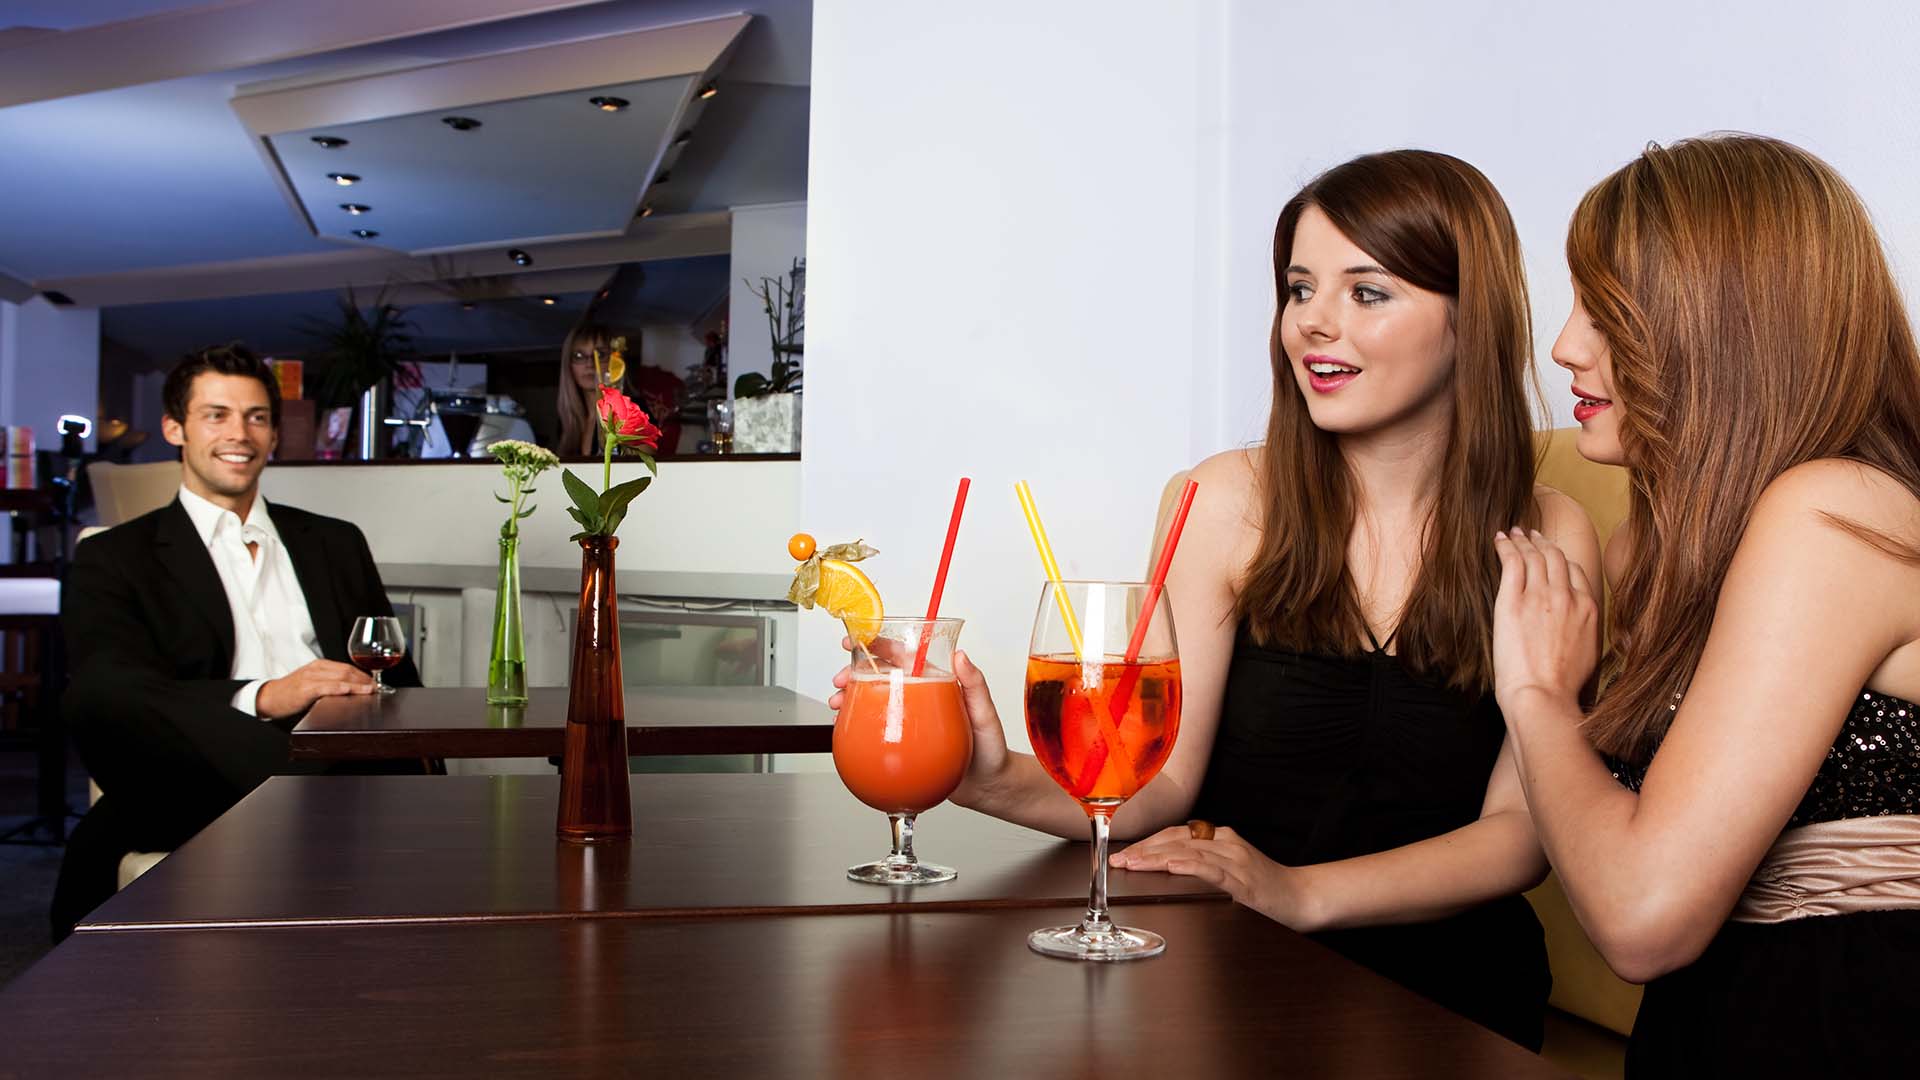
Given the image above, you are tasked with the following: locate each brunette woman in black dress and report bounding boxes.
[833,151,1601,1049]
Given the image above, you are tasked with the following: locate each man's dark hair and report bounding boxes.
[162,343,281,429]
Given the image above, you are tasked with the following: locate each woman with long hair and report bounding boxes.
[556,320,635,456]
[834,150,1600,1048]
[1493,133,1920,1072]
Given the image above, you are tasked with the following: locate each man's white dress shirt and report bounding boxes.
[177,486,323,717]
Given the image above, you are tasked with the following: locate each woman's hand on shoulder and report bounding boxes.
[1492,528,1602,717]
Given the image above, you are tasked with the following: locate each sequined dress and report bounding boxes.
[1611,688,1920,1076]
[1189,624,1550,1050]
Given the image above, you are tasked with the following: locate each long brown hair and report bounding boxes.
[1573,134,1920,761]
[1235,150,1539,693]
[556,320,640,456]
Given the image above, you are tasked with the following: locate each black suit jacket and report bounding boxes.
[53,497,420,934]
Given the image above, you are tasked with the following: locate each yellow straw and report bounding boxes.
[1014,481,1085,659]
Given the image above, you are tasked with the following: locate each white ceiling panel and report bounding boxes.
[272,76,694,253]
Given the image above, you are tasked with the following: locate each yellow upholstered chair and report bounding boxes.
[1149,433,1643,1037]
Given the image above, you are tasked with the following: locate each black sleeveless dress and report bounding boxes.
[1612,688,1920,1076]
[1190,624,1550,1050]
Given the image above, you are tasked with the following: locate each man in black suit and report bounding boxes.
[51,344,420,937]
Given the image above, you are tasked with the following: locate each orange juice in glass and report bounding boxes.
[1024,581,1181,960]
[834,616,971,884]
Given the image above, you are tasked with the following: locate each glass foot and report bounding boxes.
[846,860,957,885]
[374,682,398,695]
[1027,923,1165,961]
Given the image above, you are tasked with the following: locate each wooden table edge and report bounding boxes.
[74,890,1233,934]
[285,724,834,760]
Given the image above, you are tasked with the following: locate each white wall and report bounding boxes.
[1220,0,1920,436]
[728,201,808,388]
[0,296,100,451]
[262,458,801,574]
[806,0,1920,746]
[806,2,1228,748]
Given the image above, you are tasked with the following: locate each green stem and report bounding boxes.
[602,431,613,496]
[502,473,525,540]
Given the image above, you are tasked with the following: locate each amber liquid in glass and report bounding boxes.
[1025,654,1182,810]
[348,646,403,673]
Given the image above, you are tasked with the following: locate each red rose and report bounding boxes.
[597,387,662,449]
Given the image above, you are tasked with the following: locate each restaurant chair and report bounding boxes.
[86,460,181,528]
[1145,432,1643,1041]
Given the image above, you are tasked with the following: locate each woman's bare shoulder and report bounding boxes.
[1177,449,1265,586]
[1756,459,1920,540]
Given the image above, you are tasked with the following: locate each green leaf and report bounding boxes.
[734,372,770,399]
[494,492,512,504]
[561,469,600,519]
[566,505,598,532]
[517,504,537,519]
[598,476,652,532]
[639,451,658,477]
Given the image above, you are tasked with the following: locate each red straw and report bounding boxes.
[1101,477,1200,779]
[911,477,971,676]
[1123,478,1199,663]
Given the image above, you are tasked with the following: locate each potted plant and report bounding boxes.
[733,259,803,453]
[302,285,417,459]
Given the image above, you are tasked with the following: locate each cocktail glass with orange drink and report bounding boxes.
[835,616,972,884]
[1025,581,1182,960]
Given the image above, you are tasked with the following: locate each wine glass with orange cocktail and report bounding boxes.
[1025,580,1181,958]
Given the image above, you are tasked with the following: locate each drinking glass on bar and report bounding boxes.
[1024,581,1182,960]
[347,615,406,695]
[834,616,971,884]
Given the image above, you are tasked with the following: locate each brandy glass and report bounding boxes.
[347,615,406,695]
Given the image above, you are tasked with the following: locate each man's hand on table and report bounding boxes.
[257,660,377,719]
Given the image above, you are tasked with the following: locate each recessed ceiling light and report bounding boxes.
[351,229,379,239]
[637,204,654,218]
[442,116,482,131]
[541,296,557,306]
[311,135,349,149]
[328,173,361,186]
[508,249,532,267]
[589,95,629,112]
[671,130,693,147]
[340,203,371,215]
[698,83,718,100]
[652,170,671,186]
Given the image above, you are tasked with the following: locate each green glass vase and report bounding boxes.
[486,533,528,706]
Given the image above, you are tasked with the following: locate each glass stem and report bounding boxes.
[371,669,385,691]
[1083,810,1114,936]
[888,812,918,868]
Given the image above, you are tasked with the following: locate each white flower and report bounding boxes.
[489,439,558,472]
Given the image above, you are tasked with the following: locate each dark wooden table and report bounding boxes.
[76,774,1222,931]
[289,685,835,760]
[0,577,70,844]
[6,904,1571,1078]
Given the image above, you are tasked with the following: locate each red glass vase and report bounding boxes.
[557,535,631,842]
